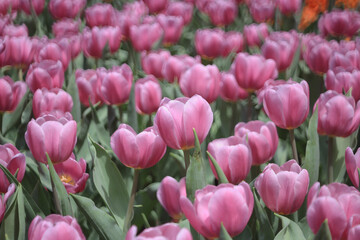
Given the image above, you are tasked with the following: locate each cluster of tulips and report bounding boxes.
[1,0,360,239]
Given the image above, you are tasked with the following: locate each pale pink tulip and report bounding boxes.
[135,75,162,115]
[126,223,192,240]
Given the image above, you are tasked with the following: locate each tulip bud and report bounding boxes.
[141,50,170,79]
[345,147,360,188]
[205,0,238,26]
[142,0,168,14]
[75,69,103,107]
[220,72,248,102]
[328,50,360,72]
[166,2,193,25]
[36,38,71,70]
[2,24,28,37]
[21,0,45,15]
[276,0,301,15]
[325,69,360,102]
[161,54,200,83]
[52,19,80,38]
[0,184,15,223]
[126,223,192,240]
[157,14,184,46]
[135,75,162,115]
[249,0,275,23]
[129,22,163,52]
[85,3,115,28]
[319,10,360,38]
[49,0,86,19]
[244,23,269,47]
[0,76,27,113]
[1,36,37,67]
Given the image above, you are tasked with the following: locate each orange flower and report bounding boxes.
[299,0,329,31]
[335,0,360,8]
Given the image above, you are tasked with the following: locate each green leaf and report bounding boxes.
[2,91,29,135]
[219,223,233,240]
[207,151,229,184]
[71,194,124,240]
[47,154,72,216]
[88,103,110,149]
[303,107,320,186]
[298,217,314,240]
[274,214,306,240]
[16,187,25,240]
[20,100,32,124]
[234,226,252,240]
[0,164,19,185]
[90,137,129,230]
[313,220,331,240]
[66,70,81,122]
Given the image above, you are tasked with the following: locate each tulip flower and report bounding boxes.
[255,160,309,215]
[0,184,15,223]
[135,75,162,115]
[315,90,360,137]
[157,14,184,46]
[0,144,26,193]
[111,124,166,169]
[141,50,170,79]
[205,0,238,26]
[53,154,89,194]
[244,23,269,47]
[25,113,77,164]
[0,76,27,113]
[154,95,213,150]
[157,177,186,221]
[52,19,80,38]
[36,38,71,70]
[208,136,252,184]
[0,36,37,67]
[276,0,301,15]
[75,69,103,107]
[126,223,192,240]
[318,10,360,38]
[328,50,360,72]
[142,0,168,14]
[249,0,275,23]
[129,22,163,52]
[85,3,114,28]
[345,147,360,188]
[21,0,45,15]
[26,60,64,93]
[180,183,253,239]
[0,1,20,15]
[235,120,278,165]
[28,214,86,240]
[220,72,249,102]
[2,24,28,37]
[166,1,193,25]
[32,88,73,118]
[161,54,200,83]
[325,69,360,102]
[49,0,86,19]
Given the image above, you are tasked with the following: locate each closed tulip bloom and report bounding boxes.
[329,50,360,72]
[0,36,37,67]
[2,24,28,37]
[49,0,86,19]
[28,214,85,240]
[85,3,115,28]
[25,113,77,164]
[235,120,278,165]
[276,0,301,15]
[111,124,166,169]
[166,1,193,25]
[75,69,103,107]
[208,136,252,184]
[32,88,73,118]
[249,0,275,23]
[135,75,162,115]
[129,22,163,52]
[157,14,184,46]
[157,177,186,220]
[325,69,360,102]
[319,10,360,38]
[0,184,15,223]
[244,23,269,47]
[53,154,89,194]
[0,76,27,113]
[26,60,64,93]
[0,0,20,15]
[234,53,278,92]
[21,0,45,15]
[162,54,200,83]
[220,72,248,102]
[205,0,238,26]
[345,147,360,188]
[36,38,71,70]
[255,160,309,215]
[315,90,360,137]
[52,19,80,38]
[0,144,26,193]
[180,183,254,238]
[141,50,170,79]
[99,65,133,105]
[180,64,220,103]
[222,31,244,57]
[143,0,168,14]
[126,223,192,240]
[154,95,213,150]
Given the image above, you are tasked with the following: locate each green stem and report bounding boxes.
[118,105,123,123]
[18,68,23,81]
[123,169,140,231]
[289,129,299,164]
[0,112,3,135]
[147,114,152,128]
[183,149,190,172]
[231,101,238,130]
[251,165,261,181]
[247,94,252,122]
[328,136,334,183]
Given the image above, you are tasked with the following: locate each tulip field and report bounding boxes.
[2,0,360,239]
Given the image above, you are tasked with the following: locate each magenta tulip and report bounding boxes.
[162,54,200,83]
[129,22,163,52]
[328,50,360,72]
[0,76,27,113]
[166,1,193,25]
[0,0,20,15]
[235,120,278,165]
[249,0,275,23]
[255,160,309,215]
[135,75,162,115]
[52,19,80,38]
[345,147,360,188]
[36,38,71,70]
[2,24,28,37]
[244,23,269,47]
[180,183,253,238]
[25,113,77,164]
[0,144,26,193]
[143,0,168,14]
[111,124,166,169]
[21,0,45,15]
[157,177,186,221]
[315,90,360,137]
[205,0,238,26]
[0,36,37,67]
[75,69,103,107]
[126,223,192,240]
[0,184,15,223]
[318,10,360,38]
[49,0,86,19]
[276,0,301,15]
[220,72,248,102]
[141,50,170,79]
[325,69,360,102]
[85,3,114,28]
[28,214,85,240]
[157,14,184,46]
[154,95,213,150]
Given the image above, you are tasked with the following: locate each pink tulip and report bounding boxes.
[142,0,168,14]
[141,50,170,79]
[325,69,360,102]
[220,72,248,102]
[234,53,278,92]
[111,124,166,169]
[345,147,360,188]
[235,120,278,165]
[126,223,192,240]
[0,184,15,223]
[32,88,73,118]
[25,113,77,164]
[244,23,269,47]
[180,183,253,238]
[58,34,82,59]
[328,50,360,72]
[157,14,184,46]
[276,0,301,15]
[162,54,200,83]
[135,75,162,115]
[315,90,360,137]
[208,136,252,184]
[26,60,64,93]
[157,177,186,220]
[85,3,115,28]
[0,36,37,67]
[262,80,309,129]
[2,24,28,37]
[53,154,89,194]
[205,0,238,26]
[0,0,20,15]
[21,0,45,15]
[52,19,80,38]
[0,144,26,193]
[129,22,163,52]
[98,64,133,105]
[319,10,360,38]
[75,69,103,107]
[0,76,27,113]
[166,1,193,25]
[180,64,220,103]
[249,0,275,23]
[154,95,213,150]
[348,216,360,240]
[49,0,86,19]
[36,38,71,70]
[307,182,360,240]
[222,31,244,57]
[28,214,85,240]
[255,160,309,215]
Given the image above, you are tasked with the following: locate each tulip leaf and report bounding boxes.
[303,107,320,186]
[71,194,125,240]
[0,164,19,185]
[90,137,129,230]
[234,226,252,240]
[20,100,32,124]
[274,214,306,240]
[219,223,233,240]
[46,154,73,216]
[127,84,138,132]
[88,103,111,149]
[2,91,29,135]
[313,220,331,240]
[66,70,81,123]
[207,151,229,184]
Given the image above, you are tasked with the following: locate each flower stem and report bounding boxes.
[289,129,299,164]
[123,169,140,231]
[183,149,190,172]
[147,114,152,128]
[118,105,123,123]
[328,136,334,183]
[247,94,252,122]
[0,112,3,135]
